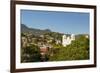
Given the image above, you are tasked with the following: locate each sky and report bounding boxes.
[21,10,89,34]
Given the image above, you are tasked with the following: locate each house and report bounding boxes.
[40,46,48,53]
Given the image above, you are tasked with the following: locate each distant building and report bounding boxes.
[21,37,27,48]
[40,46,48,54]
[40,35,44,38]
[62,34,75,47]
[85,35,89,38]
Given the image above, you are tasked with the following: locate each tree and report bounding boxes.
[21,44,41,62]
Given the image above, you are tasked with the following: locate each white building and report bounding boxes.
[62,34,75,47]
[62,35,67,47]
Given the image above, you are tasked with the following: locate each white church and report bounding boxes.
[62,34,75,47]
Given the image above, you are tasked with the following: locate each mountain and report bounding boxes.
[21,24,52,36]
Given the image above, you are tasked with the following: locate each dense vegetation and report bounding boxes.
[49,35,89,61]
[21,45,41,62]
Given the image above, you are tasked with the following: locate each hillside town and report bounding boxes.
[21,33,76,48]
[21,32,89,62]
[21,33,75,61]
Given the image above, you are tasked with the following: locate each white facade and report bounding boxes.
[62,35,68,47]
[62,34,75,47]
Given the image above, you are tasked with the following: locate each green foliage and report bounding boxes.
[49,36,89,61]
[21,45,41,62]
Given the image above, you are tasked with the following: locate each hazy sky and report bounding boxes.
[21,10,89,34]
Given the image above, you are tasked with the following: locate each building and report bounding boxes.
[62,35,66,47]
[56,40,61,45]
[40,45,49,61]
[21,36,27,48]
[40,46,48,54]
[62,34,75,47]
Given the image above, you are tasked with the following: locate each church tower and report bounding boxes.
[62,35,67,47]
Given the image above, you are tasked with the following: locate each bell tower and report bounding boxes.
[62,35,67,47]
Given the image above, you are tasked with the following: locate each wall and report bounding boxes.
[0,0,100,73]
